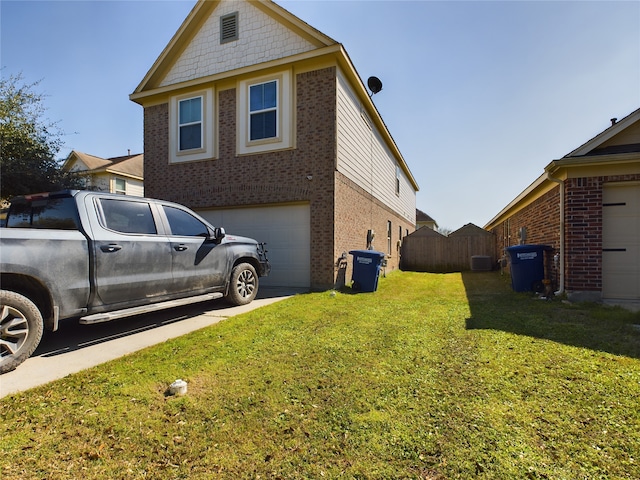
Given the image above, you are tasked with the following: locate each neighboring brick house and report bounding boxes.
[129,0,419,289]
[485,108,640,304]
[62,150,144,196]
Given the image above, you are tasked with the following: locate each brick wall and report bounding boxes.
[144,67,338,289]
[143,65,414,290]
[490,173,640,297]
[334,172,414,288]
[565,177,602,292]
[565,174,640,294]
[490,186,561,289]
[297,68,338,289]
[144,85,324,208]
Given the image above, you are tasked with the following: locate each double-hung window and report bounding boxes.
[249,80,278,141]
[169,88,214,163]
[114,178,126,195]
[238,71,291,155]
[178,96,203,151]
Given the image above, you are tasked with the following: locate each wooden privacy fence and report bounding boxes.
[400,224,496,273]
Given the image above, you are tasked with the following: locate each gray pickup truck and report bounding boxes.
[0,190,270,373]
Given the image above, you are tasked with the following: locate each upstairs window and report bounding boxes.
[249,80,278,141]
[169,89,214,163]
[178,96,203,151]
[238,71,292,155]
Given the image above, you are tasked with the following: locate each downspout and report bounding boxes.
[546,171,565,295]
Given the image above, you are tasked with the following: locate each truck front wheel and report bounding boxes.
[226,263,258,306]
[0,290,44,374]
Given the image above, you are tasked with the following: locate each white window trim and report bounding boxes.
[169,88,215,163]
[113,177,127,195]
[178,96,203,152]
[249,79,279,142]
[238,70,292,155]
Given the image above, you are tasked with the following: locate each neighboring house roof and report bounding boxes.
[484,107,640,229]
[63,150,144,180]
[129,0,419,191]
[416,208,438,228]
[563,107,640,158]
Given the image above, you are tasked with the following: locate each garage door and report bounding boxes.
[199,204,311,288]
[602,182,640,300]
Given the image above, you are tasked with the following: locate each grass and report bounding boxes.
[1,271,639,479]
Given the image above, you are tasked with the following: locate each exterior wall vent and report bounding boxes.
[220,12,238,44]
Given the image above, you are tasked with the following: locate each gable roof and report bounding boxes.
[129,0,419,192]
[563,107,640,158]
[132,0,337,94]
[70,151,111,170]
[416,208,438,228]
[416,208,436,223]
[63,150,144,180]
[485,107,640,230]
[545,107,640,175]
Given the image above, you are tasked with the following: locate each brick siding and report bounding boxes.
[490,173,640,296]
[334,172,414,288]
[565,177,602,292]
[143,65,413,290]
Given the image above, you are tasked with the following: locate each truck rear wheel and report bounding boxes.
[0,290,44,374]
[226,263,258,306]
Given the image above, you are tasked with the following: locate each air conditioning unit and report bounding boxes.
[471,255,492,271]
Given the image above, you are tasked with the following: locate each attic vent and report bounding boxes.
[220,12,238,44]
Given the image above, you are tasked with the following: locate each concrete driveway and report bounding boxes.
[0,287,302,398]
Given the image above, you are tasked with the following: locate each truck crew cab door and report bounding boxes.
[91,197,173,307]
[160,205,228,294]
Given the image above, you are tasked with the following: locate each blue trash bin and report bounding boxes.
[505,244,549,292]
[349,250,385,292]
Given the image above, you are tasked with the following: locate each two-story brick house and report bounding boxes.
[485,108,640,305]
[130,0,419,289]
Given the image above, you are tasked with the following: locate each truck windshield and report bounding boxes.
[6,197,80,230]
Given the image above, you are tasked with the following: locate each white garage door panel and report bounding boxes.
[199,205,310,288]
[602,183,640,300]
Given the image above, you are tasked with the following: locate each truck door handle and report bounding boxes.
[100,244,122,253]
[174,244,188,252]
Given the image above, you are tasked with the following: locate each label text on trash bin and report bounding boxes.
[356,257,373,264]
[517,252,538,260]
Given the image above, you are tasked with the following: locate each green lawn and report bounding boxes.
[1,271,639,479]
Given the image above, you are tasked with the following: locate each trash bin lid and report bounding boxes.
[506,244,549,252]
[505,244,551,253]
[349,249,385,258]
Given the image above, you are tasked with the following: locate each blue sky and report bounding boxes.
[2,0,639,230]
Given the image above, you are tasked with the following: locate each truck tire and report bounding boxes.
[0,290,44,374]
[226,263,258,306]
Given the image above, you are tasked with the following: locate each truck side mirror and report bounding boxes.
[214,227,226,242]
